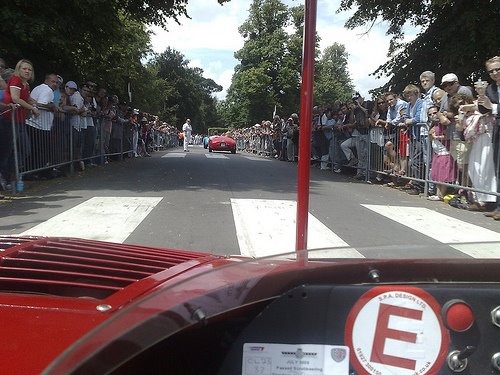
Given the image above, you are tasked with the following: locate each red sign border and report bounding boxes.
[344,286,450,375]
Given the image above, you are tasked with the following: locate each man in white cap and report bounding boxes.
[439,73,472,115]
[182,118,192,152]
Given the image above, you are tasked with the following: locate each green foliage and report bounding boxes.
[338,0,500,93]
[1,0,224,128]
[222,0,307,126]
[314,43,354,106]
[147,48,222,132]
[221,1,350,126]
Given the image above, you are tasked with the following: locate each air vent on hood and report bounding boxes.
[0,236,211,299]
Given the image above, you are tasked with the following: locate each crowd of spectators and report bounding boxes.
[0,57,179,192]
[2,55,500,220]
[225,56,500,219]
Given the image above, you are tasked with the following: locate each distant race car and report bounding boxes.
[208,135,236,154]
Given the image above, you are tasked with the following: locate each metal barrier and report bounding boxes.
[235,123,499,201]
[3,107,152,193]
[4,109,497,202]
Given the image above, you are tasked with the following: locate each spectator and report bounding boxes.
[130,109,140,156]
[427,105,456,200]
[0,59,40,191]
[479,56,500,219]
[25,73,59,171]
[51,78,70,166]
[311,106,327,162]
[396,106,410,178]
[432,88,445,108]
[52,75,63,111]
[284,116,296,162]
[0,57,6,90]
[340,102,357,168]
[370,96,388,182]
[0,68,15,106]
[82,83,97,167]
[420,71,438,121]
[384,92,407,128]
[332,104,349,173]
[320,108,336,170]
[351,93,371,180]
[100,95,116,162]
[440,73,473,118]
[271,115,282,160]
[402,84,425,195]
[454,94,497,211]
[68,82,87,170]
[420,71,438,193]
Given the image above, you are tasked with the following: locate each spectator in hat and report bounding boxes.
[439,74,473,183]
[439,73,473,117]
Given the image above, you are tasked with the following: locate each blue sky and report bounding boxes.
[149,0,411,100]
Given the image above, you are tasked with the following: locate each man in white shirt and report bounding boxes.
[26,73,59,169]
[182,118,192,152]
[26,73,58,131]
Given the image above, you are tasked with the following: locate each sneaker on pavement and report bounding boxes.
[407,188,421,195]
[346,158,358,167]
[485,209,500,217]
[427,195,443,201]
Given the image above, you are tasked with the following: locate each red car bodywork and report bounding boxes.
[208,135,236,153]
[2,236,500,374]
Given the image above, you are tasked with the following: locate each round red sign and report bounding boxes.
[345,286,449,375]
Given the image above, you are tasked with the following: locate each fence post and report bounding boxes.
[10,110,23,193]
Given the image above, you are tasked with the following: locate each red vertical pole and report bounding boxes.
[296,0,317,263]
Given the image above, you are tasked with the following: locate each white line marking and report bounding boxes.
[22,197,163,243]
[205,154,229,159]
[231,199,364,258]
[162,153,187,158]
[362,205,500,258]
[243,156,272,162]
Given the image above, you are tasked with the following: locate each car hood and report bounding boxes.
[0,236,232,374]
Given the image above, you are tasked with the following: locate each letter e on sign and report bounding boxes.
[345,286,449,375]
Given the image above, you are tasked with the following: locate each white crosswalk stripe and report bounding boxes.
[16,196,500,259]
[243,156,272,162]
[362,205,500,258]
[21,197,163,243]
[162,153,187,158]
[205,154,230,159]
[231,199,364,258]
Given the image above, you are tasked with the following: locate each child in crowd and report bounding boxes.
[428,105,456,200]
[383,141,402,175]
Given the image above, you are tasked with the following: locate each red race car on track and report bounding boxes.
[2,236,500,375]
[208,135,237,154]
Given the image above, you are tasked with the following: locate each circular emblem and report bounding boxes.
[345,286,449,375]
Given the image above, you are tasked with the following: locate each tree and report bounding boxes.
[338,0,500,93]
[314,43,354,107]
[223,0,305,127]
[148,48,222,132]
[0,0,226,120]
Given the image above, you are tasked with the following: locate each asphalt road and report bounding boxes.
[1,145,500,259]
